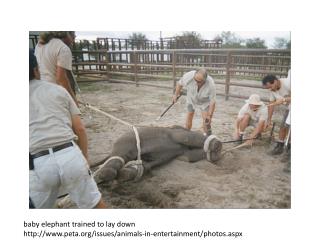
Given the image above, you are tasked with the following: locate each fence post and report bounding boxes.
[172,50,177,92]
[225,51,232,100]
[105,50,110,80]
[134,51,139,87]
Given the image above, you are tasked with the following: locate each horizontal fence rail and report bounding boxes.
[72,48,290,100]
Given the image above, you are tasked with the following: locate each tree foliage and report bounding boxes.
[173,31,203,48]
[215,31,244,48]
[128,32,148,49]
[245,38,267,49]
[129,32,148,41]
[272,37,290,49]
[286,40,291,49]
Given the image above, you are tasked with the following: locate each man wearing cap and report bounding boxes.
[35,31,77,104]
[234,94,268,144]
[29,50,106,209]
[262,69,291,155]
[173,68,216,135]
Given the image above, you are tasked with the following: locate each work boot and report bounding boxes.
[271,142,284,155]
[256,133,262,140]
[237,134,243,144]
[204,118,212,136]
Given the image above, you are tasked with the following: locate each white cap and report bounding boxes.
[245,94,263,105]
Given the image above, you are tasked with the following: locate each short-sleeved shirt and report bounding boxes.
[29,80,80,154]
[238,103,268,122]
[35,38,72,84]
[178,70,216,111]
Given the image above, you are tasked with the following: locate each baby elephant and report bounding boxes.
[94,126,222,183]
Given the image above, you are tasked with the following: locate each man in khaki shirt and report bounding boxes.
[29,50,106,209]
[262,70,291,155]
[35,31,77,104]
[173,68,216,135]
[234,94,268,144]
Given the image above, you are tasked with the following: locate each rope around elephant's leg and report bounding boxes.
[203,135,219,162]
[82,102,144,180]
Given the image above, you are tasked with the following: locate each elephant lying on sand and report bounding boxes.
[94,126,222,184]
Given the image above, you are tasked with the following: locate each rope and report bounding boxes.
[83,102,144,180]
[93,156,126,180]
[221,141,252,155]
[132,126,141,160]
[85,104,133,128]
[127,126,144,181]
[104,156,126,166]
[203,135,218,162]
[123,160,144,182]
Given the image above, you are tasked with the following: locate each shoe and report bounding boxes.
[271,142,284,155]
[238,134,243,144]
[256,133,262,140]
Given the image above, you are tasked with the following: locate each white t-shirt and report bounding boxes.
[29,80,80,154]
[286,109,291,125]
[238,103,268,122]
[35,38,72,84]
[269,75,291,102]
[178,70,216,111]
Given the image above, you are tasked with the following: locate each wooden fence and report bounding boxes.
[72,48,290,100]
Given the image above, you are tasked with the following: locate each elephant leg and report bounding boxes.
[171,130,222,155]
[204,136,223,162]
[117,151,180,182]
[93,156,126,183]
[143,151,178,170]
[170,130,206,148]
[179,149,206,163]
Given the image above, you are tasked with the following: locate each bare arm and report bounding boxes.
[173,83,183,103]
[207,101,215,119]
[267,104,274,125]
[205,101,216,125]
[72,115,88,162]
[234,118,241,138]
[56,66,78,105]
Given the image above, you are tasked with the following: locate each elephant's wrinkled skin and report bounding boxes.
[94,126,222,183]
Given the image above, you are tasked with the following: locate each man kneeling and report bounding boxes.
[234,94,268,144]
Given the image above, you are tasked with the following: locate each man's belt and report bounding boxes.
[30,142,74,159]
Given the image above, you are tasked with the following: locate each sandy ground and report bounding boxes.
[59,79,290,209]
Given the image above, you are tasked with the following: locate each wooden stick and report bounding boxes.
[221,141,252,155]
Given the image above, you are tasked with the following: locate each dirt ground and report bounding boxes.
[59,79,290,209]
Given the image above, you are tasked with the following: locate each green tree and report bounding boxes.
[245,38,267,49]
[216,31,243,48]
[128,32,148,49]
[286,40,291,49]
[272,37,290,49]
[174,31,203,48]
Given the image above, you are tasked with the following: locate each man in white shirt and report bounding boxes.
[173,68,216,135]
[35,31,77,104]
[29,50,106,209]
[234,94,268,144]
[262,69,291,155]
